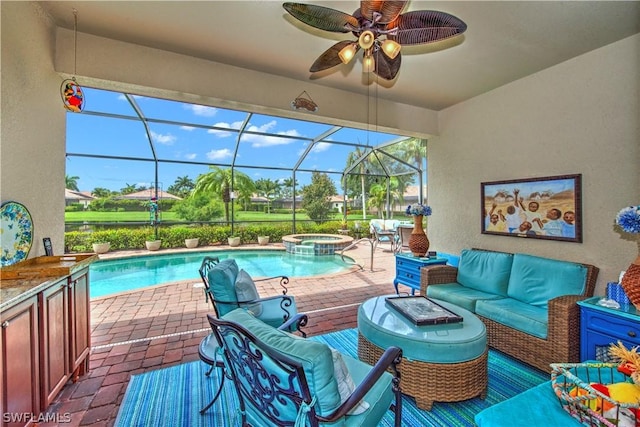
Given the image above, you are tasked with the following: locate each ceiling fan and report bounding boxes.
[283,1,467,81]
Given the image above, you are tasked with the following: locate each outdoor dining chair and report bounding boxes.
[207,309,403,426]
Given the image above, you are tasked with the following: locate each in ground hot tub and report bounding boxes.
[282,234,354,255]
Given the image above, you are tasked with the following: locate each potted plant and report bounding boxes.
[184,238,199,249]
[145,237,162,251]
[92,242,110,254]
[228,236,241,247]
[258,236,270,245]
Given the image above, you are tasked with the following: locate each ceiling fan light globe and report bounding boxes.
[358,30,375,50]
[338,43,357,64]
[381,39,401,59]
[363,53,375,73]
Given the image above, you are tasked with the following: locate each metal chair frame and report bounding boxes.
[207,314,403,426]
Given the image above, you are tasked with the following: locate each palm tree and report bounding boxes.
[120,183,137,195]
[281,177,296,199]
[255,178,281,214]
[91,187,111,198]
[344,147,369,219]
[65,175,80,191]
[167,175,195,198]
[368,183,387,218]
[193,166,255,224]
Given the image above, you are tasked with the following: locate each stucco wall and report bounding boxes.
[428,34,640,294]
[54,28,439,139]
[2,2,638,295]
[1,2,67,256]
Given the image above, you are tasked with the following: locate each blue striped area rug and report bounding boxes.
[115,328,548,427]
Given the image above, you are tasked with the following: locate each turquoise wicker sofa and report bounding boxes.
[420,249,599,372]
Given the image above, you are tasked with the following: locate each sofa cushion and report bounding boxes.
[426,283,504,312]
[208,258,240,316]
[476,298,548,339]
[456,249,514,296]
[222,308,341,417]
[507,254,588,308]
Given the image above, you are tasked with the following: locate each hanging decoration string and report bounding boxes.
[60,8,85,113]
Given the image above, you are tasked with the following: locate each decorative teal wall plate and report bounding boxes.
[1,201,34,267]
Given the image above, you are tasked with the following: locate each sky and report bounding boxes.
[65,87,409,195]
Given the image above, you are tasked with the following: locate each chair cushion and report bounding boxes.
[339,353,394,427]
[457,249,514,297]
[222,309,342,417]
[235,269,263,316]
[207,259,240,317]
[331,349,369,415]
[507,254,588,308]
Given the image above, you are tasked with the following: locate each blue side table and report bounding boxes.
[393,253,448,294]
[577,296,640,361]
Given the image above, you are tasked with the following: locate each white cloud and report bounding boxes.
[184,153,197,160]
[207,121,242,138]
[206,148,233,161]
[186,104,218,117]
[180,125,195,131]
[151,131,176,145]
[311,142,331,153]
[242,121,302,147]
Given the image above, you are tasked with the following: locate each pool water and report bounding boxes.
[89,250,353,298]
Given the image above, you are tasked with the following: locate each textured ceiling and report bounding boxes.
[40,1,640,111]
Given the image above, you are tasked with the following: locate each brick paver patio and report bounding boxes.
[42,241,411,426]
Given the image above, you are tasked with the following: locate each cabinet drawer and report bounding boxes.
[582,329,639,361]
[583,310,640,345]
[396,269,421,285]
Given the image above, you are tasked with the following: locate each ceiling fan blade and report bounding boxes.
[283,2,358,33]
[310,41,359,72]
[373,49,401,80]
[360,1,407,24]
[387,11,467,45]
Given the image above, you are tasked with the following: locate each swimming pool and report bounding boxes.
[89,250,354,298]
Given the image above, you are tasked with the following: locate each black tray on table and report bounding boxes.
[385,296,463,326]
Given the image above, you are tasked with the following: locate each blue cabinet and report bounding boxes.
[577,296,640,361]
[393,254,447,294]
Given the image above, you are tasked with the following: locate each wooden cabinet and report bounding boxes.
[1,255,95,427]
[1,296,40,427]
[40,277,70,409]
[69,269,90,377]
[578,296,640,361]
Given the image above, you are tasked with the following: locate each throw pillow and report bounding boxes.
[331,349,369,415]
[235,269,263,316]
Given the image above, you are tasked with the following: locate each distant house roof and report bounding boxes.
[116,190,182,200]
[250,195,269,203]
[65,188,94,201]
[329,195,348,203]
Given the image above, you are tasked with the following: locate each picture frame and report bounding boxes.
[481,174,582,243]
[385,296,463,326]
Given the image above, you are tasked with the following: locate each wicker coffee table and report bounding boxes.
[357,296,488,410]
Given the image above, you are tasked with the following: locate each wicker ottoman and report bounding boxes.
[357,296,488,410]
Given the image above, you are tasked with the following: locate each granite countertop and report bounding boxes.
[0,254,98,312]
[1,275,62,311]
